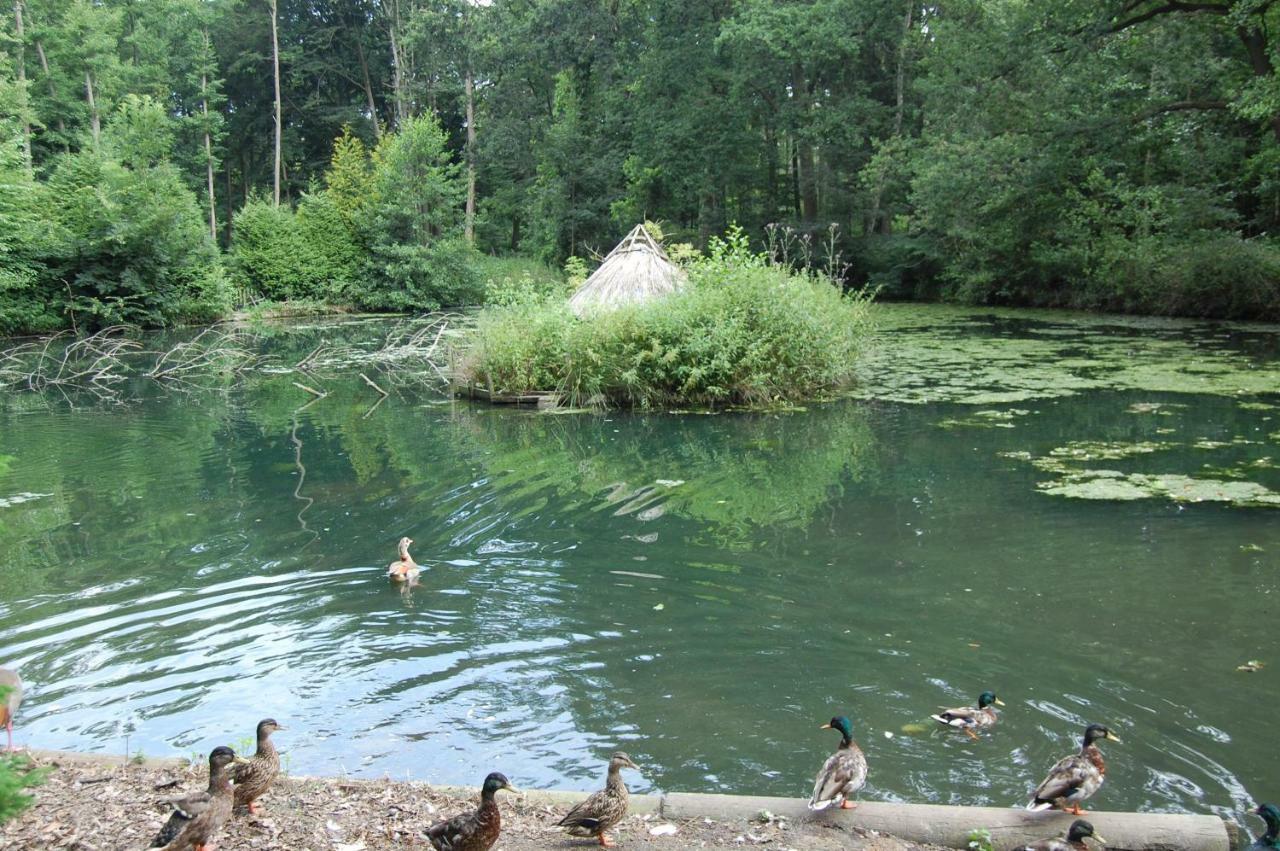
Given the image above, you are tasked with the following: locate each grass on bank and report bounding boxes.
[457,234,875,408]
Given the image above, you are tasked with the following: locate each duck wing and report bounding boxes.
[558,788,609,830]
[1029,754,1094,807]
[809,747,867,810]
[932,706,980,727]
[149,790,212,847]
[426,811,482,850]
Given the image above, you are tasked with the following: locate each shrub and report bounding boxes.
[458,243,875,408]
[231,194,360,302]
[38,151,230,330]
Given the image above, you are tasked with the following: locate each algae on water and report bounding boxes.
[851,304,1280,405]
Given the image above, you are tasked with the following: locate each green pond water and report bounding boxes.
[1,304,1278,825]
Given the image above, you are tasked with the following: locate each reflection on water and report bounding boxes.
[0,310,1277,826]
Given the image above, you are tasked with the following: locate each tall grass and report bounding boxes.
[457,250,875,408]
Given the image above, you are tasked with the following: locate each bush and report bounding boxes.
[358,238,482,311]
[231,194,360,302]
[37,151,230,330]
[458,241,875,408]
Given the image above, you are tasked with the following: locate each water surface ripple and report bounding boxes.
[0,309,1277,826]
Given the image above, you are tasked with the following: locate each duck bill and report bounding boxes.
[1105,731,1121,743]
[503,783,521,794]
[994,699,1007,707]
[232,756,252,765]
[819,723,832,730]
[1092,835,1107,845]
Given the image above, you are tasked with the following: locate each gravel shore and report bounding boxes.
[1,752,942,850]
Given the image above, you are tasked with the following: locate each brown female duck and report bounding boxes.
[233,718,285,814]
[558,752,639,847]
[426,771,518,851]
[387,536,420,583]
[150,745,244,850]
[0,667,22,752]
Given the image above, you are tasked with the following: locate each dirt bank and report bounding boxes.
[1,751,937,850]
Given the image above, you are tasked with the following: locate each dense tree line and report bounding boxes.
[2,0,1278,333]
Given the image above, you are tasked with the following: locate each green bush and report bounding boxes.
[231,194,362,302]
[358,238,482,311]
[458,241,875,408]
[38,151,230,330]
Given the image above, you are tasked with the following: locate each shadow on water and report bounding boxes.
[0,309,1276,827]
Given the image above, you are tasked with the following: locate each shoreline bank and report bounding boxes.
[2,750,1237,851]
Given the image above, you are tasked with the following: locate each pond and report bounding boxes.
[1,304,1277,825]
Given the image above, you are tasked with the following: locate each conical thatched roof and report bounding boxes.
[568,224,687,317]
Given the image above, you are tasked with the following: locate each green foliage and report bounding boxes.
[38,147,230,330]
[459,244,875,408]
[476,255,569,306]
[0,686,43,825]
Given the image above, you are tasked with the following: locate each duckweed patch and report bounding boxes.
[1037,472,1280,507]
[852,304,1280,405]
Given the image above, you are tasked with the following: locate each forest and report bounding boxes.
[2,0,1280,335]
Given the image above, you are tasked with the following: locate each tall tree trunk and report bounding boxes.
[355,36,381,139]
[387,0,407,126]
[14,0,32,173]
[201,80,217,238]
[270,0,282,206]
[868,0,914,235]
[33,39,66,146]
[790,66,818,222]
[85,70,100,148]
[225,154,234,244]
[1235,26,1280,143]
[464,67,476,245]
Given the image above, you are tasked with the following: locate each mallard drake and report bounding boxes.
[808,715,868,811]
[232,718,285,814]
[426,771,518,851]
[1016,819,1105,851]
[1027,724,1120,814]
[931,690,1005,740]
[0,667,22,752]
[1251,803,1280,850]
[387,536,420,582]
[150,745,245,850]
[558,752,638,847]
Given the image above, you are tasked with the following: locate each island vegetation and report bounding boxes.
[1,0,1279,341]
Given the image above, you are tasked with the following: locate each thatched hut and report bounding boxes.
[567,224,687,317]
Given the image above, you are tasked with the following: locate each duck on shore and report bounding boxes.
[387,536,420,583]
[233,718,285,814]
[426,771,518,851]
[558,752,639,847]
[809,715,868,811]
[1027,724,1120,815]
[0,667,22,752]
[150,745,244,850]
[931,690,1005,739]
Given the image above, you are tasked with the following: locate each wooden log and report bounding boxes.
[660,794,1236,851]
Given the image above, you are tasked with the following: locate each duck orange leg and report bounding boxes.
[597,832,615,847]
[841,800,858,810]
[964,728,979,741]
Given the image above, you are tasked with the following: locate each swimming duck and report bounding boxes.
[1027,724,1120,814]
[150,745,244,850]
[0,667,22,752]
[1016,819,1105,851]
[558,752,638,847]
[426,771,518,851]
[808,715,868,811]
[232,718,285,814]
[387,536,420,582]
[931,691,1005,740]
[1251,803,1280,850]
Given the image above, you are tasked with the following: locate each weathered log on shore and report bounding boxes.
[661,794,1238,851]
